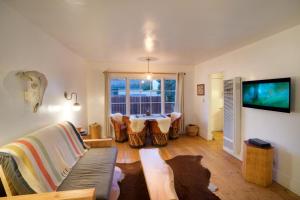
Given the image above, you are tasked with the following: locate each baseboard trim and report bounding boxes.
[223,147,242,161]
[272,168,300,195]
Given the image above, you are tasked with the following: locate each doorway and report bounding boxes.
[208,72,224,141]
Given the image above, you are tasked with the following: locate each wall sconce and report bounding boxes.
[64,91,81,111]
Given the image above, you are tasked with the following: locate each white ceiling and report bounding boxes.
[4,0,300,65]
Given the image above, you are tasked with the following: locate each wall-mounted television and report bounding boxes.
[242,78,291,113]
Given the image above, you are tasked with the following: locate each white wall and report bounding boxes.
[86,63,194,137]
[0,2,87,146]
[193,25,300,195]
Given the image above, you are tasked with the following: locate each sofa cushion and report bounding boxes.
[57,147,118,200]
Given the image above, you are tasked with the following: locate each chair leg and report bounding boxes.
[169,128,179,139]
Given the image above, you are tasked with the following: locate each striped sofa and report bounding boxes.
[0,121,117,200]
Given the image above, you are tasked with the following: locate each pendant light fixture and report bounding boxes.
[138,56,158,80]
[145,57,152,80]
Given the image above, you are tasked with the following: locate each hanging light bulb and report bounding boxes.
[138,56,158,80]
[146,73,152,80]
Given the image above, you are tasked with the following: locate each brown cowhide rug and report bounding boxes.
[116,155,221,200]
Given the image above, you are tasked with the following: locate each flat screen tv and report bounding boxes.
[242,78,291,113]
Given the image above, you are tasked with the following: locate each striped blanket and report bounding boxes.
[0,122,86,193]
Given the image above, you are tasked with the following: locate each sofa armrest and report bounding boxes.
[0,188,95,200]
[83,138,113,148]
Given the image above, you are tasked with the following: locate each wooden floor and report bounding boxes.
[114,132,300,200]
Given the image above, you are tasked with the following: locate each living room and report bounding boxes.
[0,0,300,200]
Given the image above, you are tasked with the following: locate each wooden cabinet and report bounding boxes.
[242,141,273,187]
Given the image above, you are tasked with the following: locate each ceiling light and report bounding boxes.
[138,57,158,80]
[144,35,154,52]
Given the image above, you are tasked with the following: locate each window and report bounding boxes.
[110,76,176,115]
[129,79,161,115]
[110,79,126,114]
[164,79,176,113]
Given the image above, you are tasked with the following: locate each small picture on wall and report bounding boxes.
[197,84,205,96]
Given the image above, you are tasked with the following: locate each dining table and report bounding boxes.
[130,114,168,121]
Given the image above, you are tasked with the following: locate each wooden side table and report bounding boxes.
[242,141,273,187]
[89,123,101,139]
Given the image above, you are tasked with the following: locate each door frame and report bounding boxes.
[208,72,224,140]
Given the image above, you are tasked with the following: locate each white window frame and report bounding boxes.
[109,73,176,115]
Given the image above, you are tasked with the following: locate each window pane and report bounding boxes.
[110,79,126,114]
[130,95,140,103]
[111,95,126,104]
[152,80,161,90]
[141,96,150,103]
[130,103,140,115]
[130,79,140,90]
[151,103,161,114]
[130,79,141,114]
[111,79,126,90]
[151,95,161,102]
[141,103,151,114]
[164,80,176,90]
[165,103,175,114]
[111,103,126,115]
[165,91,176,102]
[130,88,140,104]
[141,80,151,91]
[111,90,126,103]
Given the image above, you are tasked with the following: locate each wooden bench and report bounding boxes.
[139,149,178,200]
[0,188,95,200]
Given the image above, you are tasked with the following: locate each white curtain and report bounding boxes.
[175,72,185,133]
[104,71,112,138]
